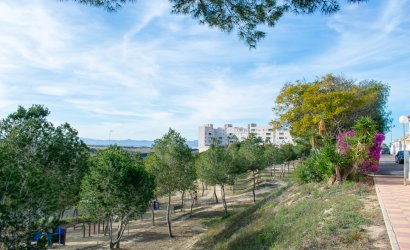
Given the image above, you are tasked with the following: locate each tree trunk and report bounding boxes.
[213,186,219,204]
[221,185,228,214]
[109,219,126,249]
[72,207,78,217]
[190,193,194,217]
[287,162,290,173]
[167,192,173,237]
[252,171,256,203]
[335,166,342,184]
[108,218,113,249]
[59,209,65,219]
[181,191,185,211]
[201,182,205,196]
[104,221,108,236]
[151,202,155,226]
[281,164,285,177]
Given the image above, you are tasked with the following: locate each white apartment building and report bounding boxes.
[198,123,293,152]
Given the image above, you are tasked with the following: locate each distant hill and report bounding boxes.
[81,138,198,148]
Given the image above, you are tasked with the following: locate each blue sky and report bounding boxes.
[0,0,409,141]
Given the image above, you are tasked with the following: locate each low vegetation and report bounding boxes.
[195,179,380,250]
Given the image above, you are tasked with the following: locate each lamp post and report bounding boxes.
[399,115,408,185]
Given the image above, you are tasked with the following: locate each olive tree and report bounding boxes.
[79,146,154,249]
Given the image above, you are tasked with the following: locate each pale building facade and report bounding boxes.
[390,116,410,155]
[198,123,293,152]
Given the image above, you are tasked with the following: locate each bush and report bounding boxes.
[293,155,323,183]
[294,146,338,183]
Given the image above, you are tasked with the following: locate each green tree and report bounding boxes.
[196,146,233,214]
[238,134,265,203]
[144,128,195,237]
[67,0,367,48]
[263,144,284,177]
[0,105,89,249]
[79,146,154,249]
[49,123,90,218]
[227,142,247,192]
[272,74,391,141]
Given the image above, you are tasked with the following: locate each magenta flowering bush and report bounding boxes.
[360,132,384,173]
[336,130,384,174]
[336,130,356,156]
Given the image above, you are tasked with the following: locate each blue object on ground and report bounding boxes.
[154,200,159,210]
[52,228,65,244]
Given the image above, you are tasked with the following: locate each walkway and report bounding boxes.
[375,155,410,250]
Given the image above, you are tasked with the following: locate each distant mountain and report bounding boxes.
[81,138,198,148]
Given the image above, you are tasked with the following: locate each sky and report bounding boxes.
[0,0,409,141]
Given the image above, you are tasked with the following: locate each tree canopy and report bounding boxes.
[80,146,154,249]
[196,145,233,213]
[272,74,391,139]
[144,128,195,237]
[238,134,265,202]
[0,105,89,249]
[68,0,367,48]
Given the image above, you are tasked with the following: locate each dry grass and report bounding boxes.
[193,179,390,250]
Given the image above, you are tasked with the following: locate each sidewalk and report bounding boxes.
[374,175,410,250]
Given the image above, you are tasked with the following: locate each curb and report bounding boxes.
[374,176,400,250]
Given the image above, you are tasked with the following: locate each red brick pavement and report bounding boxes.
[375,175,410,250]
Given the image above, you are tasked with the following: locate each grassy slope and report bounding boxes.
[194,180,381,250]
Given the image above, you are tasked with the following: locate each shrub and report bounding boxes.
[294,144,342,183]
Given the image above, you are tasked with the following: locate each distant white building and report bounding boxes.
[391,115,410,155]
[198,123,293,152]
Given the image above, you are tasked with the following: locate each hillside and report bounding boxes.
[193,179,389,250]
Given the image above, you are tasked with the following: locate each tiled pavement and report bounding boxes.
[375,175,410,250]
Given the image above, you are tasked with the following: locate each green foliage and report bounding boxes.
[144,128,195,237]
[79,145,154,247]
[67,0,367,48]
[293,156,324,184]
[196,146,234,213]
[0,105,89,249]
[263,144,284,166]
[197,182,371,250]
[226,142,247,176]
[293,143,351,184]
[144,128,195,196]
[238,134,265,173]
[280,143,298,162]
[196,146,233,186]
[272,74,392,139]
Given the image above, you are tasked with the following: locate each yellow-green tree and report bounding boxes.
[272,74,391,140]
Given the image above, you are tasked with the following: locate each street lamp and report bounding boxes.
[399,115,408,185]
